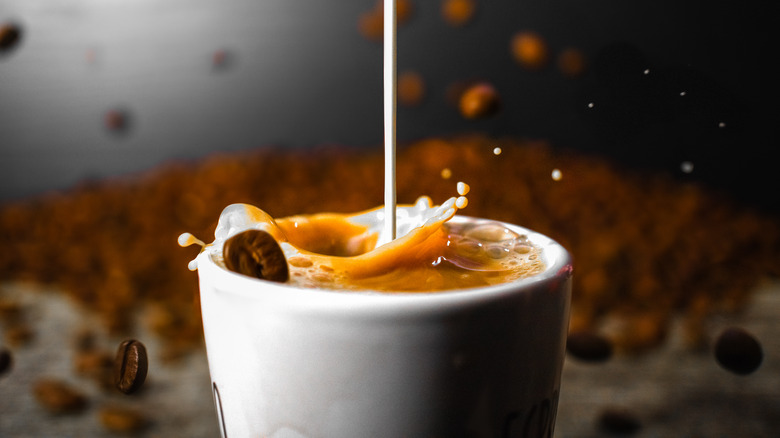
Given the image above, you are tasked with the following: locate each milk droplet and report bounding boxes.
[718,122,726,128]
[456,196,468,209]
[587,102,594,108]
[552,169,563,181]
[681,161,694,173]
[457,181,470,196]
[643,69,650,74]
[493,147,502,155]
[680,91,687,96]
[441,168,452,179]
[177,232,205,248]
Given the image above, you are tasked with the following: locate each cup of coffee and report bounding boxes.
[194,202,572,438]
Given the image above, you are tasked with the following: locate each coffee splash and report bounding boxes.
[180,193,545,292]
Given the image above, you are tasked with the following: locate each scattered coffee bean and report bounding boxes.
[4,323,34,347]
[458,82,500,119]
[442,0,477,27]
[223,229,289,282]
[114,339,149,394]
[597,407,641,435]
[0,22,22,52]
[357,0,414,41]
[99,405,148,433]
[557,47,587,77]
[0,297,23,322]
[75,349,116,390]
[104,109,130,133]
[566,330,613,362]
[398,70,425,106]
[713,326,763,375]
[0,348,11,376]
[33,378,88,414]
[212,49,235,71]
[511,31,549,70]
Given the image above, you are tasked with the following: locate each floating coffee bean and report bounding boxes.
[458,82,500,119]
[511,31,549,70]
[397,70,425,107]
[0,22,22,52]
[223,229,289,282]
[0,348,11,376]
[713,326,763,375]
[33,378,88,414]
[566,330,613,362]
[597,407,641,435]
[76,349,116,390]
[99,405,148,433]
[114,339,148,394]
[442,0,477,27]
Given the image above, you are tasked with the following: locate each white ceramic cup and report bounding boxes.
[197,216,572,438]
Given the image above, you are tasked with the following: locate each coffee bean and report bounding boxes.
[104,109,128,133]
[442,0,477,27]
[0,22,22,52]
[714,326,763,375]
[223,229,289,282]
[398,70,425,107]
[597,407,641,435]
[0,348,11,376]
[566,330,613,362]
[4,323,34,347]
[99,405,148,433]
[558,47,587,77]
[33,378,88,414]
[114,339,148,394]
[511,31,549,70]
[75,349,115,390]
[458,82,500,119]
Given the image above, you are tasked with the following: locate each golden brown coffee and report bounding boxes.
[183,196,545,293]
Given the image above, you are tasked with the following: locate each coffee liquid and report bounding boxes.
[182,195,544,293]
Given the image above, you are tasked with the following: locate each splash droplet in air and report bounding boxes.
[178,233,206,271]
[493,147,502,155]
[551,169,563,181]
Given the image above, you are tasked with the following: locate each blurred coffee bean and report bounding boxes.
[597,407,641,435]
[75,349,116,390]
[4,323,33,347]
[442,0,477,27]
[114,339,148,395]
[104,108,131,134]
[566,330,613,362]
[511,31,548,70]
[223,229,289,282]
[0,297,23,322]
[99,405,148,433]
[714,326,763,375]
[558,47,587,77]
[358,0,414,41]
[33,378,88,414]
[458,82,500,119]
[398,70,425,107]
[0,348,11,376]
[0,22,22,52]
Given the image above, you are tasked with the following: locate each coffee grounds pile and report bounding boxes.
[1,135,778,355]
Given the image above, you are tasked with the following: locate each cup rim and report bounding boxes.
[196,215,572,315]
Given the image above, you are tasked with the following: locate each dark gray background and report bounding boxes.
[1,0,777,210]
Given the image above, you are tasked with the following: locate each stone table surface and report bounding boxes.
[1,281,778,438]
